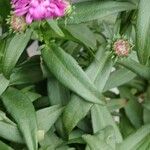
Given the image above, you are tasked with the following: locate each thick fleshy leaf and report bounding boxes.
[1,87,38,150]
[2,30,31,78]
[66,1,136,24]
[42,44,103,104]
[136,0,150,64]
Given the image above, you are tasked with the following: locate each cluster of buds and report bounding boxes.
[107,35,133,57]
[9,0,71,31]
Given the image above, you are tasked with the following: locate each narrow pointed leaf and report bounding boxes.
[63,47,108,135]
[63,46,122,142]
[66,1,136,24]
[2,30,31,77]
[91,56,122,142]
[36,105,64,133]
[42,44,103,104]
[136,0,150,64]
[118,58,150,80]
[1,87,38,150]
[0,74,9,96]
[47,20,64,37]
[118,124,150,150]
[0,140,14,150]
[0,121,23,143]
[47,78,70,137]
[64,24,96,49]
[104,68,136,92]
[119,87,143,128]
[82,126,116,150]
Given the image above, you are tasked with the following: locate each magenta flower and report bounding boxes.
[11,0,70,24]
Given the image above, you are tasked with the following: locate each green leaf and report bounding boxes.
[0,140,14,150]
[119,87,143,128]
[135,134,150,150]
[0,37,6,71]
[91,104,121,141]
[66,1,136,24]
[47,78,70,106]
[36,105,64,133]
[107,99,127,112]
[89,53,122,142]
[23,91,41,102]
[10,56,43,85]
[47,77,70,137]
[63,95,92,135]
[1,87,38,150]
[63,46,108,135]
[104,68,136,92]
[0,110,16,126]
[2,30,31,78]
[47,20,64,37]
[42,44,103,104]
[118,124,150,150]
[0,0,10,18]
[117,58,150,80]
[39,129,67,150]
[94,55,113,92]
[136,0,150,64]
[64,24,96,49]
[0,74,9,96]
[63,46,122,142]
[82,126,116,150]
[0,121,23,143]
[119,112,135,139]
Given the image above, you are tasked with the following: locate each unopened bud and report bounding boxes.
[113,39,132,57]
[10,14,26,32]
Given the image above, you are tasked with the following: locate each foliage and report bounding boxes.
[0,0,150,149]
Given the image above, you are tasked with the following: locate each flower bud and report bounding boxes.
[113,39,132,57]
[10,14,26,32]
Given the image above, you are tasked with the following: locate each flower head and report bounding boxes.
[11,0,70,24]
[113,39,131,57]
[9,14,27,32]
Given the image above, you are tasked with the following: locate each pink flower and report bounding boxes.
[11,0,70,24]
[113,39,131,57]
